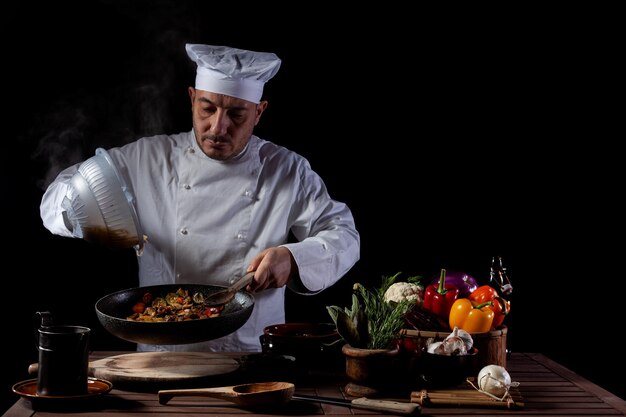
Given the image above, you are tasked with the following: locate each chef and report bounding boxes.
[40,43,360,352]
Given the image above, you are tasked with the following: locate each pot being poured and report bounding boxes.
[62,148,144,253]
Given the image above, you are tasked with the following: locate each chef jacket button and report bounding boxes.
[244,190,251,197]
[180,228,188,235]
[188,147,195,154]
[183,184,191,190]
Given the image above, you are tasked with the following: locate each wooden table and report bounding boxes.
[4,351,626,416]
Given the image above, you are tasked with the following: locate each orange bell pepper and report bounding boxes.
[468,285,510,330]
[448,298,494,333]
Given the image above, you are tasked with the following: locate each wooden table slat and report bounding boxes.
[521,387,585,392]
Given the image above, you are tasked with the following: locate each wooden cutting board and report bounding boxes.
[88,352,239,385]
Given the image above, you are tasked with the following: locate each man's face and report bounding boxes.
[189,88,267,160]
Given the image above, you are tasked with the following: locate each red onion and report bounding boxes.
[429,270,478,298]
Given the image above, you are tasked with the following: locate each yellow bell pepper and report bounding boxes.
[448,298,495,333]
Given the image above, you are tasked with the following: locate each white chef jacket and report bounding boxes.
[40,130,360,352]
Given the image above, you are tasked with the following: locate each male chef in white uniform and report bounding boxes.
[40,44,360,352]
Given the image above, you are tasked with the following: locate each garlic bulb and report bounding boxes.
[426,341,443,353]
[451,327,473,351]
[478,365,512,397]
[428,327,474,355]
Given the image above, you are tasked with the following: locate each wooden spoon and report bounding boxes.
[158,381,421,415]
[158,381,294,407]
[203,271,255,307]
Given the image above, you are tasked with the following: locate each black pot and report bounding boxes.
[420,348,479,388]
[95,284,254,345]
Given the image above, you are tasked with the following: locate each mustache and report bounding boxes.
[202,135,229,143]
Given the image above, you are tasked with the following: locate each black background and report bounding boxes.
[2,1,622,412]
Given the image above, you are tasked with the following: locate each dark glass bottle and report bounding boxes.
[490,256,513,295]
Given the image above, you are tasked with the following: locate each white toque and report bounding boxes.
[185,43,281,104]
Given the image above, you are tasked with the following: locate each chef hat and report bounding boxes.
[185,44,281,104]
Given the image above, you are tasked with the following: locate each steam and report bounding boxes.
[31,103,92,190]
[30,29,192,191]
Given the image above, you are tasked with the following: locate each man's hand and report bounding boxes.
[246,247,296,292]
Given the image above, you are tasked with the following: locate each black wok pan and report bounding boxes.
[95,284,254,345]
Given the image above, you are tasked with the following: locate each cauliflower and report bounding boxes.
[383,282,424,307]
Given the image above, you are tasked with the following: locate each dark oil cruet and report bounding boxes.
[490,256,513,295]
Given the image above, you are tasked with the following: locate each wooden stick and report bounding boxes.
[411,389,522,400]
[422,397,514,408]
[410,390,523,409]
[414,391,487,398]
[411,390,494,400]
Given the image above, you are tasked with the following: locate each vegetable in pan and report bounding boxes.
[127,287,224,322]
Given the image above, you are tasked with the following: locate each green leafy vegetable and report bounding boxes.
[326,272,417,349]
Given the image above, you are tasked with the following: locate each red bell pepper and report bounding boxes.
[422,268,459,321]
[468,285,510,329]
